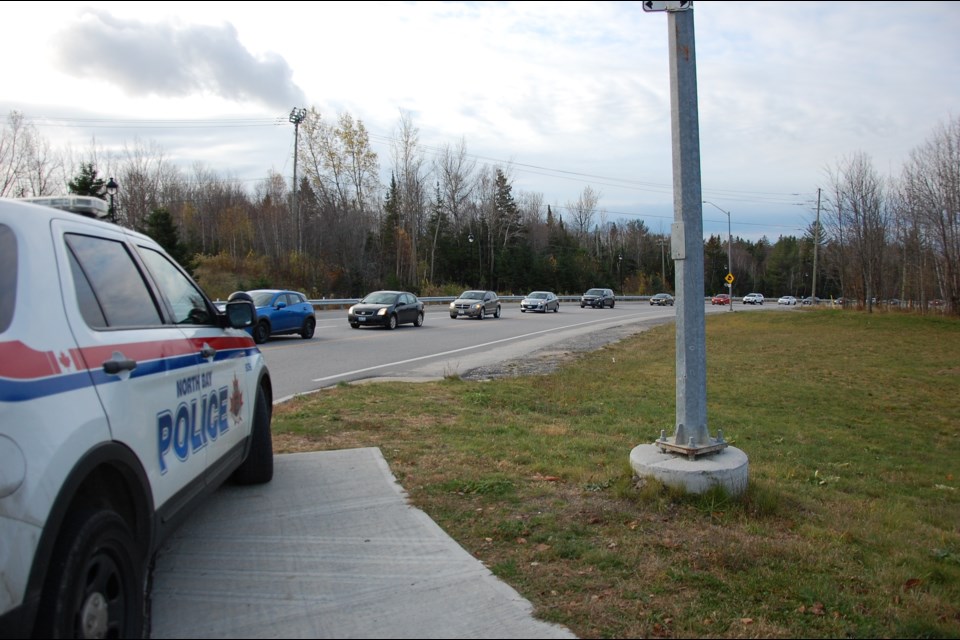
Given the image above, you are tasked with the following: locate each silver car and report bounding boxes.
[520,291,560,313]
[450,290,501,319]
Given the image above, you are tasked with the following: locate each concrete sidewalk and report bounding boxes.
[149,448,576,639]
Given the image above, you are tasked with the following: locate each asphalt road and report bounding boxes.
[259,300,770,402]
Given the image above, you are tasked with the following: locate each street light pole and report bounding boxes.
[618,252,623,296]
[289,107,307,254]
[106,177,119,224]
[703,201,733,312]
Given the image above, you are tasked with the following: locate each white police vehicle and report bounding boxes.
[0,197,274,638]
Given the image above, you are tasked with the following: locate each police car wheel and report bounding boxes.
[39,509,144,639]
[253,321,270,344]
[301,317,316,339]
[232,386,274,485]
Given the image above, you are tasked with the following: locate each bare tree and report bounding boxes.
[824,152,890,311]
[391,110,429,286]
[566,185,601,243]
[899,115,960,314]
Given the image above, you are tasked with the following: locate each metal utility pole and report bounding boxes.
[289,107,307,254]
[647,1,724,457]
[703,201,733,312]
[812,188,821,301]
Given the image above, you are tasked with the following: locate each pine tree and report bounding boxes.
[67,163,106,198]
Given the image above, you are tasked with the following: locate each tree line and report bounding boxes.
[2,109,958,314]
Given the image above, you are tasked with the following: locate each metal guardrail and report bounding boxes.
[303,295,658,309]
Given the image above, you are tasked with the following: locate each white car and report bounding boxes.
[742,293,765,305]
[0,197,274,637]
[778,295,798,305]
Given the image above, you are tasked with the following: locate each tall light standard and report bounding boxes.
[105,177,119,224]
[658,238,667,288]
[703,201,733,312]
[618,252,623,296]
[289,107,307,253]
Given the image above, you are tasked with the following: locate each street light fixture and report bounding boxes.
[703,201,733,312]
[105,177,118,223]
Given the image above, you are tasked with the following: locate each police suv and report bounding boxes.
[0,196,274,638]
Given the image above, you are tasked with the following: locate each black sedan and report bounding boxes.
[348,291,424,329]
[650,293,674,306]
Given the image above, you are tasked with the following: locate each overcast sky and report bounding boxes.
[3,1,958,241]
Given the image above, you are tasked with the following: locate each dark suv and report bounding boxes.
[580,288,615,308]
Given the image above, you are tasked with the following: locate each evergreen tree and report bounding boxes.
[67,163,106,198]
[144,207,190,271]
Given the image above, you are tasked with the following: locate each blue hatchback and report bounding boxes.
[248,289,316,344]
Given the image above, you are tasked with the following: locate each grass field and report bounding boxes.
[271,308,960,639]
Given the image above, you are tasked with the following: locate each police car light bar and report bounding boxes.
[18,195,110,219]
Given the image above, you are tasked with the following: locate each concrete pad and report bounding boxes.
[149,448,576,639]
[629,443,749,496]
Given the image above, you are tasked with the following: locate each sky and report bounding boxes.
[3,1,958,242]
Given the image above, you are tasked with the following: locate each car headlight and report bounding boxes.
[377,307,387,316]
[472,303,482,310]
[348,305,355,314]
[450,302,456,309]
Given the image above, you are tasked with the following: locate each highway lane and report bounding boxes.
[258,300,771,402]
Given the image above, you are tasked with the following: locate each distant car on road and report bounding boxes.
[348,290,425,329]
[649,293,674,306]
[711,293,730,305]
[778,295,798,306]
[450,290,501,319]
[248,289,317,343]
[581,288,615,308]
[520,291,559,313]
[801,296,821,306]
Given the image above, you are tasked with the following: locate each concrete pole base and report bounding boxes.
[629,443,749,496]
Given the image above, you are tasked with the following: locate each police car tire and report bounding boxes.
[38,509,144,639]
[232,387,274,485]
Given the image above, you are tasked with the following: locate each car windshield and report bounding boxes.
[586,289,604,295]
[362,292,399,305]
[527,292,547,299]
[460,291,483,300]
[251,291,277,306]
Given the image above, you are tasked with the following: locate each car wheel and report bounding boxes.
[494,305,501,318]
[554,304,559,312]
[300,317,316,339]
[253,320,270,344]
[610,300,615,308]
[414,311,424,327]
[478,308,485,320]
[232,385,274,485]
[450,314,458,319]
[37,509,144,639]
[350,323,360,329]
[580,304,585,308]
[387,314,398,330]
[521,308,526,313]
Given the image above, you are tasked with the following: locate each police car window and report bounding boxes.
[65,233,163,328]
[137,247,212,325]
[0,225,16,333]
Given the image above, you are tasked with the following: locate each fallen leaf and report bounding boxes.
[740,618,753,625]
[904,578,922,590]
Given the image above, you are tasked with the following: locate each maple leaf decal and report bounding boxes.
[229,375,244,423]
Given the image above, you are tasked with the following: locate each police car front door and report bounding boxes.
[55,221,208,514]
[134,245,256,486]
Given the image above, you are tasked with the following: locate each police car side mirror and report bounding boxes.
[225,299,256,329]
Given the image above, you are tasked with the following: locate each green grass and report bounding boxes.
[272,308,960,638]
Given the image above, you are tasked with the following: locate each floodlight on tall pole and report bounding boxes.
[289,107,307,254]
[703,201,733,312]
[105,177,118,224]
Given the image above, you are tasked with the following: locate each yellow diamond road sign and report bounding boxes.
[725,273,735,284]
